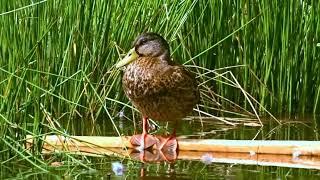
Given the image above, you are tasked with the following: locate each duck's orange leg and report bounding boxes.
[130,116,157,150]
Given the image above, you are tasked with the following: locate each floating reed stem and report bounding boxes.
[26,135,320,156]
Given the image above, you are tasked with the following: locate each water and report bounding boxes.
[1,115,320,179]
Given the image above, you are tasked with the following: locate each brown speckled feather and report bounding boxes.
[123,56,199,121]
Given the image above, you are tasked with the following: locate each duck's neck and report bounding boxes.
[158,49,171,63]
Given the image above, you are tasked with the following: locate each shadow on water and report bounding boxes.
[1,115,320,179]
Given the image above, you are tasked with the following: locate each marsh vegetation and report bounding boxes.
[0,0,319,179]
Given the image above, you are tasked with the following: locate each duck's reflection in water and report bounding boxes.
[135,156,177,179]
[130,148,178,162]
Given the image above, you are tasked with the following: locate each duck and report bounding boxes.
[116,32,199,151]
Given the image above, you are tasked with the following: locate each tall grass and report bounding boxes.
[0,0,319,172]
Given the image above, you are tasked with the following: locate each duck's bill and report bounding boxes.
[116,48,139,68]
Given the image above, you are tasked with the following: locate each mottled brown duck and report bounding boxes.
[116,32,199,151]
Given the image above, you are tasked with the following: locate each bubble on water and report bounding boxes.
[118,110,125,118]
[201,153,214,165]
[112,162,124,176]
[292,150,301,159]
[249,150,256,156]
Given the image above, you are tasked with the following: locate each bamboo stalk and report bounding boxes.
[27,144,320,170]
[26,135,320,156]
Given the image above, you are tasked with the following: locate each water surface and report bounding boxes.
[1,115,320,179]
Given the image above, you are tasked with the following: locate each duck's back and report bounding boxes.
[123,57,199,121]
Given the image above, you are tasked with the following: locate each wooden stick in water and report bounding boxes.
[26,135,320,156]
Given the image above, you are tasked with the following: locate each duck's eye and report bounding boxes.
[139,39,149,46]
[128,53,132,56]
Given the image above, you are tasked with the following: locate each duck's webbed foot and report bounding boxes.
[130,134,158,151]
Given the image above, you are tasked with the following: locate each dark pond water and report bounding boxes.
[1,115,320,179]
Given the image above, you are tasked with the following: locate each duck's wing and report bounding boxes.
[149,64,200,104]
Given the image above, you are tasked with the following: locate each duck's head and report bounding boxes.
[116,32,170,68]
